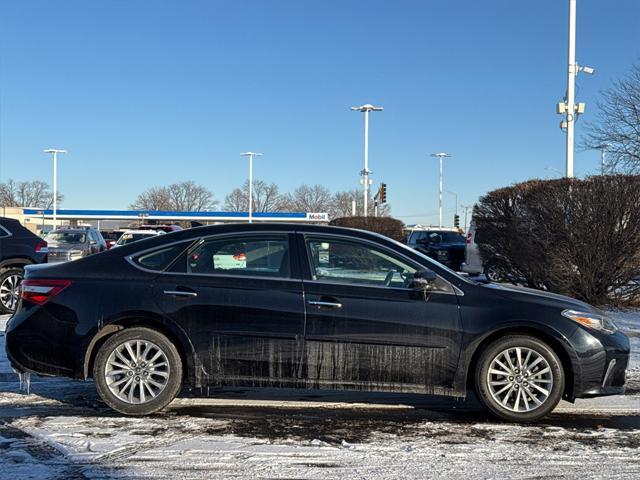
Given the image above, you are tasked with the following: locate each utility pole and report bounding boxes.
[351,104,383,217]
[44,149,66,228]
[430,152,452,228]
[240,152,263,223]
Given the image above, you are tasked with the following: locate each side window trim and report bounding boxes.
[126,239,196,274]
[301,233,457,294]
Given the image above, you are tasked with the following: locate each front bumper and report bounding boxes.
[570,327,630,399]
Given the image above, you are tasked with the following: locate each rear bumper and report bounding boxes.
[5,305,81,379]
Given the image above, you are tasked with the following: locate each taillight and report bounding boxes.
[466,233,472,244]
[20,279,71,305]
[35,241,49,253]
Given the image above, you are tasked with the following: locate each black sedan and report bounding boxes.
[5,224,629,422]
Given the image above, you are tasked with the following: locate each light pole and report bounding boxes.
[240,152,263,223]
[44,149,66,227]
[561,0,595,178]
[351,104,383,217]
[461,204,473,233]
[430,152,452,228]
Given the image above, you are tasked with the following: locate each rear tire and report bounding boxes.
[483,259,508,282]
[93,327,182,415]
[474,335,564,422]
[0,267,24,314]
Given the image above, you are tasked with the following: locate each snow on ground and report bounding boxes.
[1,311,639,479]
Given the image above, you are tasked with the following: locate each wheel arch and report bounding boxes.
[0,258,33,270]
[82,314,199,384]
[464,325,579,401]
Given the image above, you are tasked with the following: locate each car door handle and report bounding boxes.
[308,300,342,309]
[164,290,198,298]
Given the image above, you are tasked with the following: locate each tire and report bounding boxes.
[93,327,182,415]
[474,335,564,422]
[483,259,507,283]
[0,267,24,314]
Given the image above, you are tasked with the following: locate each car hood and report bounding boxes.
[482,282,599,313]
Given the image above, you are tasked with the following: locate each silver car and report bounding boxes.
[461,222,511,282]
[45,228,106,263]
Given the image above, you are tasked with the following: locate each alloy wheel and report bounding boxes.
[486,346,553,413]
[104,340,170,404]
[0,272,22,311]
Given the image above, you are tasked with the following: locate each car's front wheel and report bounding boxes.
[474,335,564,422]
[93,327,182,415]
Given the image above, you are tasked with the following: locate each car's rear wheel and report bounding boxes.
[483,259,508,282]
[474,335,564,422]
[93,327,182,415]
[0,267,24,314]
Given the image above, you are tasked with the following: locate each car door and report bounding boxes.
[297,233,462,395]
[153,232,306,388]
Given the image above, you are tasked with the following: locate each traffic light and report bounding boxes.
[379,183,387,203]
[454,214,460,229]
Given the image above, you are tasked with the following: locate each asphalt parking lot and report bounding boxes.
[1,313,639,480]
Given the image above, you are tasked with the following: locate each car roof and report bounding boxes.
[121,229,163,234]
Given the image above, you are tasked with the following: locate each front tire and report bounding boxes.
[474,335,564,422]
[93,327,182,415]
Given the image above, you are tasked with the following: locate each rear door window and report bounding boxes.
[170,235,290,278]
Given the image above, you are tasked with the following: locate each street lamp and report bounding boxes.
[240,152,263,223]
[44,149,66,227]
[430,152,452,228]
[351,104,383,217]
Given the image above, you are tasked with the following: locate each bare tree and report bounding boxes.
[0,179,62,208]
[330,189,390,219]
[282,184,333,213]
[130,181,216,211]
[223,180,285,212]
[581,64,640,173]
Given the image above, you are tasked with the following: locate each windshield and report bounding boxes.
[116,233,155,245]
[45,232,86,244]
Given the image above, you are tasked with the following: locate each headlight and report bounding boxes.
[68,250,84,258]
[561,309,618,334]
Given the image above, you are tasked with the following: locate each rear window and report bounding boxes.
[132,243,189,271]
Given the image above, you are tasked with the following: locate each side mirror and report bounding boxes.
[411,270,437,290]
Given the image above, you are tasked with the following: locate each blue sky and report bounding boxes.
[1,0,639,225]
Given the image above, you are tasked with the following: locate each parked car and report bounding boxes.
[6,224,629,422]
[44,227,107,263]
[111,229,165,248]
[406,228,466,271]
[138,224,183,233]
[100,230,126,250]
[0,218,48,314]
[461,221,515,282]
